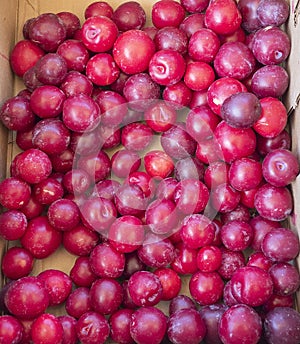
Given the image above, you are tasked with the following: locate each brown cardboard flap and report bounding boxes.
[0,0,18,291]
[285,0,300,114]
[293,0,300,27]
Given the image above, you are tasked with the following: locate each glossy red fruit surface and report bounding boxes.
[12,148,53,184]
[0,315,24,344]
[35,53,68,86]
[184,61,215,91]
[253,97,287,138]
[81,15,118,53]
[144,150,174,179]
[269,262,300,296]
[57,315,78,344]
[251,26,291,65]
[251,65,289,98]
[113,1,146,31]
[123,251,146,279]
[20,216,62,259]
[32,177,64,205]
[84,1,114,19]
[123,73,160,111]
[80,195,116,232]
[37,269,72,306]
[154,26,188,54]
[171,242,198,275]
[138,234,176,268]
[219,304,262,344]
[89,278,123,315]
[161,123,196,160]
[30,85,66,119]
[262,148,299,187]
[89,243,125,278]
[149,49,186,86]
[257,0,290,27]
[231,266,273,307]
[62,94,101,133]
[169,294,197,315]
[228,157,262,191]
[114,183,147,217]
[214,42,256,80]
[32,118,70,155]
[221,220,253,251]
[4,276,49,319]
[76,311,110,344]
[195,135,224,165]
[264,307,300,344]
[221,92,261,129]
[1,247,34,280]
[254,183,293,221]
[10,39,45,77]
[180,13,205,38]
[204,0,242,35]
[189,270,224,306]
[214,121,257,163]
[57,39,89,72]
[86,53,120,86]
[180,214,215,249]
[207,77,248,115]
[65,287,91,319]
[57,11,81,38]
[111,149,141,179]
[174,179,210,214]
[0,209,27,240]
[238,0,262,32]
[70,256,97,288]
[94,90,127,127]
[152,0,185,28]
[0,95,36,132]
[109,308,134,344]
[211,183,241,214]
[197,245,223,272]
[29,13,66,52]
[188,28,220,63]
[247,251,273,271]
[218,248,246,280]
[154,268,181,301]
[47,198,80,231]
[130,306,167,344]
[113,29,156,74]
[167,308,207,344]
[121,122,154,152]
[31,313,64,344]
[145,199,178,235]
[108,215,144,253]
[261,227,300,262]
[126,171,155,199]
[249,215,281,251]
[144,100,177,132]
[128,270,163,307]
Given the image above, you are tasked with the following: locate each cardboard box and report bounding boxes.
[0,0,299,328]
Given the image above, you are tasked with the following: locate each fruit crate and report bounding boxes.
[0,0,300,341]
[0,0,163,287]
